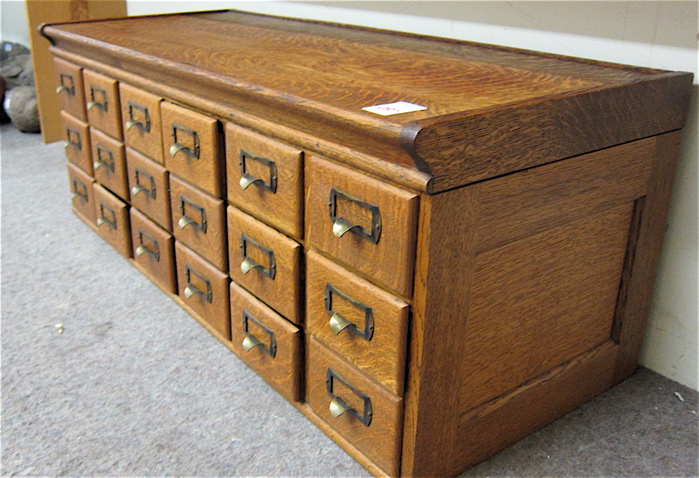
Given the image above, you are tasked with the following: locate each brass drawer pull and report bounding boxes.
[328,188,381,243]
[131,167,156,199]
[135,228,160,261]
[241,310,277,357]
[326,369,372,426]
[56,73,75,96]
[93,145,115,173]
[239,150,278,193]
[71,178,89,203]
[178,195,207,232]
[64,127,82,151]
[324,283,374,340]
[239,233,276,279]
[126,101,151,132]
[169,123,200,159]
[96,201,117,229]
[87,85,108,112]
[184,264,212,302]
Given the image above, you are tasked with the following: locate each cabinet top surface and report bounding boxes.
[43,10,692,192]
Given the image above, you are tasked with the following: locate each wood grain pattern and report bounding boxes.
[306,156,418,298]
[83,69,123,141]
[229,281,303,402]
[120,83,164,164]
[61,111,92,175]
[126,148,171,232]
[306,251,410,396]
[170,175,227,272]
[92,183,131,258]
[459,203,633,414]
[227,205,303,324]
[401,185,481,478]
[53,57,87,121]
[67,161,96,224]
[129,208,176,294]
[306,337,404,477]
[90,128,127,200]
[175,242,230,340]
[225,123,304,239]
[161,101,223,198]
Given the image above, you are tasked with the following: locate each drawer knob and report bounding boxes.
[178,216,196,230]
[241,257,263,274]
[329,313,352,335]
[325,369,372,426]
[324,284,375,341]
[239,150,277,193]
[55,85,68,94]
[183,285,198,299]
[329,188,381,243]
[242,334,262,352]
[131,185,147,197]
[329,397,351,418]
[242,310,277,357]
[239,173,263,190]
[332,218,361,238]
[169,143,188,157]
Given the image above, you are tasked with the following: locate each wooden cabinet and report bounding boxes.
[43,10,693,477]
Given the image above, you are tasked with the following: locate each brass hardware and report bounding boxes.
[178,195,207,232]
[135,229,159,261]
[328,188,381,244]
[64,127,81,151]
[93,145,114,173]
[178,216,195,230]
[238,150,277,193]
[132,168,156,199]
[170,123,200,159]
[71,179,88,203]
[239,234,276,279]
[324,283,374,341]
[183,285,197,299]
[56,73,75,96]
[56,86,67,94]
[126,119,138,130]
[325,369,372,426]
[87,101,98,110]
[126,101,151,132]
[131,185,147,196]
[96,202,117,230]
[242,311,277,356]
[87,85,108,112]
[184,265,212,303]
[135,245,148,257]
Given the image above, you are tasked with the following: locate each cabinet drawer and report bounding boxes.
[229,281,302,402]
[170,175,227,271]
[54,57,86,121]
[61,111,91,175]
[307,157,419,297]
[175,242,230,339]
[161,102,222,198]
[83,69,122,140]
[307,337,403,477]
[227,206,302,324]
[93,183,131,258]
[130,208,176,294]
[126,148,171,231]
[306,251,409,396]
[225,123,304,238]
[67,162,96,224]
[90,128,127,200]
[119,83,164,164]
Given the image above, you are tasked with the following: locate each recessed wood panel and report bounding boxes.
[61,111,91,175]
[90,128,127,199]
[67,161,96,224]
[93,183,131,258]
[53,57,86,121]
[83,69,122,140]
[130,208,176,294]
[126,148,171,231]
[120,83,164,164]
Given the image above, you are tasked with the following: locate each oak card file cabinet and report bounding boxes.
[43,11,693,477]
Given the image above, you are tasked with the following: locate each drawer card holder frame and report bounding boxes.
[328,188,381,244]
[326,368,373,426]
[239,149,278,193]
[87,85,108,112]
[126,101,151,132]
[178,195,207,232]
[64,127,82,151]
[324,283,375,340]
[96,201,117,230]
[93,145,115,173]
[71,178,89,203]
[135,228,160,261]
[241,310,277,357]
[131,167,157,199]
[184,264,213,303]
[56,73,75,96]
[239,233,276,279]
[169,123,200,159]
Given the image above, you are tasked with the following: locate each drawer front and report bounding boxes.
[126,148,171,231]
[54,57,86,121]
[229,281,302,402]
[225,123,304,238]
[307,156,419,297]
[306,251,409,396]
[170,175,227,271]
[93,183,131,258]
[83,69,122,140]
[307,337,403,477]
[227,206,302,324]
[175,242,230,339]
[120,83,164,164]
[67,162,96,223]
[161,102,222,198]
[90,128,127,200]
[61,111,92,175]
[130,208,176,294]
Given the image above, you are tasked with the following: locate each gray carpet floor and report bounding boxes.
[1,123,697,477]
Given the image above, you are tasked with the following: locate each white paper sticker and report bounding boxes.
[362,101,427,116]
